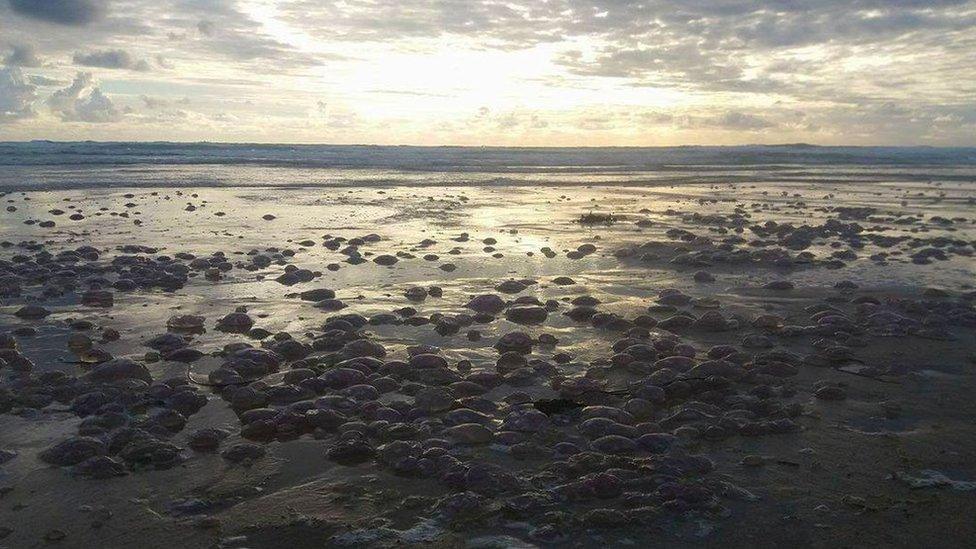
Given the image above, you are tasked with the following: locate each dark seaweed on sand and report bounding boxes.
[577,211,618,225]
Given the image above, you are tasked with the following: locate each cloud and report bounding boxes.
[140,95,168,109]
[278,0,563,47]
[497,113,520,129]
[7,0,104,26]
[170,6,326,69]
[554,1,974,90]
[0,66,37,122]
[639,112,675,125]
[709,111,777,130]
[73,49,151,71]
[577,115,615,131]
[3,43,43,67]
[267,0,976,118]
[197,20,215,36]
[636,109,776,131]
[47,71,121,122]
[486,111,552,130]
[0,0,973,144]
[276,0,974,55]
[29,75,63,86]
[323,108,358,129]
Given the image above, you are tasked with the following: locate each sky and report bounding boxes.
[0,0,974,146]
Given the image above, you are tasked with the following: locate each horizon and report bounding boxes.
[1,1,975,147]
[3,139,976,151]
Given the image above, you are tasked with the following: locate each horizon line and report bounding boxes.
[3,140,975,150]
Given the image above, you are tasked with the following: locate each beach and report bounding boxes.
[0,145,974,548]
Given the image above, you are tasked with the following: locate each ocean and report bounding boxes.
[1,141,975,190]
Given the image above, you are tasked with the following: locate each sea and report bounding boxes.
[1,141,975,191]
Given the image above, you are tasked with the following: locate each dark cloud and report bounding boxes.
[73,49,152,71]
[2,1,323,73]
[3,43,43,67]
[7,0,104,26]
[197,20,215,36]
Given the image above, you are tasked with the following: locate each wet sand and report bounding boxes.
[0,179,974,548]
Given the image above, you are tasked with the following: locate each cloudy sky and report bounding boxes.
[0,0,974,145]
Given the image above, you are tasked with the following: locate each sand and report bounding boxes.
[0,178,974,548]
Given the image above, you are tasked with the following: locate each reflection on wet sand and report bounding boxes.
[0,177,974,548]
